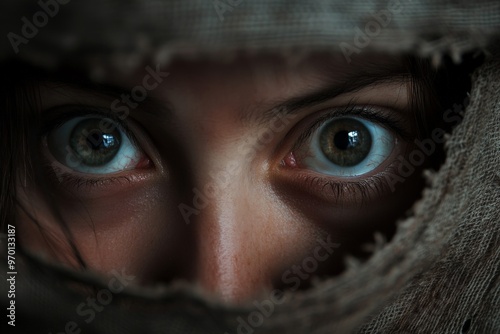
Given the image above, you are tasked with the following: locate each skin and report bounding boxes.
[17,53,426,303]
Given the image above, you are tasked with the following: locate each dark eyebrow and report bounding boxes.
[46,79,173,120]
[245,66,411,125]
[45,60,410,125]
[98,84,173,119]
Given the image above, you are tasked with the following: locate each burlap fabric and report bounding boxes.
[1,1,499,333]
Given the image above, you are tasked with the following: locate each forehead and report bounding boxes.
[93,52,407,89]
[38,52,411,131]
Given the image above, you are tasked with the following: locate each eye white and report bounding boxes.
[303,117,395,177]
[47,116,143,174]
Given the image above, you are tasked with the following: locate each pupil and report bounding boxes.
[87,130,104,150]
[70,118,121,167]
[319,118,372,167]
[333,130,359,150]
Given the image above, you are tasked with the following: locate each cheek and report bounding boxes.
[19,180,192,281]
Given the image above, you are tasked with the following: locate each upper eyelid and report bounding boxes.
[40,105,141,147]
[290,104,411,153]
[41,103,409,157]
[257,77,411,123]
[38,81,172,121]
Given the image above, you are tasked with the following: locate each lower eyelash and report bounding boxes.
[296,152,415,206]
[43,162,133,191]
[305,174,390,205]
[63,174,133,190]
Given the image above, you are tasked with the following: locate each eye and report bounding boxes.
[46,116,149,174]
[301,116,395,177]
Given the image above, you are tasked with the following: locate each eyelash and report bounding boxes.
[300,170,399,204]
[40,103,414,200]
[40,105,139,147]
[292,104,410,152]
[281,104,415,202]
[40,106,146,190]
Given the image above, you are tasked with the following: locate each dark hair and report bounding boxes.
[0,61,87,267]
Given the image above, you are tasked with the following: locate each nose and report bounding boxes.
[166,95,332,302]
[182,169,320,303]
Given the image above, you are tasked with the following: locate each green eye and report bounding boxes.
[302,116,395,177]
[319,118,372,167]
[46,115,147,174]
[69,118,122,167]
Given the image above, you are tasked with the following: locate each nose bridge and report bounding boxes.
[176,109,293,301]
[189,166,274,301]
[174,122,325,302]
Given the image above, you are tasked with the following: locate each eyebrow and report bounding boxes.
[47,61,411,126]
[246,69,411,125]
[45,79,173,120]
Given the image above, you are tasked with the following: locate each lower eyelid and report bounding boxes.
[43,163,156,199]
[274,141,411,202]
[272,171,391,212]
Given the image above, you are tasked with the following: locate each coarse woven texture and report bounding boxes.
[356,54,500,334]
[1,0,500,68]
[0,1,499,334]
